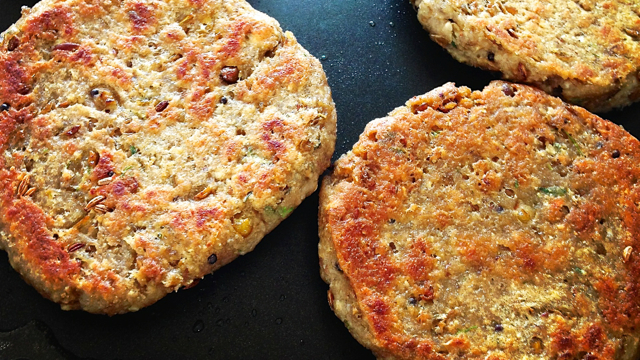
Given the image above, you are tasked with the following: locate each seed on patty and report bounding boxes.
[0,103,9,112]
[52,43,80,52]
[612,149,621,158]
[179,14,194,27]
[220,66,240,84]
[494,324,504,332]
[625,28,640,40]
[17,174,31,197]
[94,204,109,214]
[23,187,36,197]
[84,195,106,211]
[68,243,85,253]
[194,187,213,200]
[65,125,81,136]
[327,290,335,309]
[7,36,19,51]
[88,150,100,167]
[97,177,113,186]
[207,253,218,265]
[155,100,169,112]
[220,96,228,104]
[624,246,633,262]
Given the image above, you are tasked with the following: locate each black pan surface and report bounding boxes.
[1,1,640,359]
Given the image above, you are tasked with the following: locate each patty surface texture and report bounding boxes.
[411,0,640,113]
[319,81,640,359]
[0,0,336,315]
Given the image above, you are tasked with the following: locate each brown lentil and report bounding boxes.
[220,66,240,84]
[155,100,169,112]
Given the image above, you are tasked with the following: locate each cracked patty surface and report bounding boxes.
[319,82,640,359]
[0,0,336,315]
[412,0,640,113]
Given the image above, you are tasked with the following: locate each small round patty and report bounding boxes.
[0,0,336,314]
[319,81,640,359]
[411,0,640,113]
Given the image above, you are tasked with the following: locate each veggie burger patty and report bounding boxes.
[0,0,336,314]
[412,0,640,112]
[320,81,640,359]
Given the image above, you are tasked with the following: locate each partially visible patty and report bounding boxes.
[0,0,336,315]
[411,0,640,113]
[319,81,640,359]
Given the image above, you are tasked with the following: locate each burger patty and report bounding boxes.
[319,81,640,359]
[411,0,640,113]
[0,0,336,315]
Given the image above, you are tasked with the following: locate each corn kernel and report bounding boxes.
[233,217,253,237]
[516,204,535,222]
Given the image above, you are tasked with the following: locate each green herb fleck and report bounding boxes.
[451,40,457,48]
[265,206,275,214]
[431,131,441,137]
[514,180,519,189]
[121,165,133,177]
[538,186,567,196]
[130,146,138,155]
[243,191,253,202]
[546,163,553,171]
[277,206,294,218]
[563,130,583,156]
[456,325,478,334]
[344,321,351,330]
[574,267,586,275]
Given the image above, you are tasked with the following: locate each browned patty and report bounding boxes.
[411,0,640,113]
[319,81,640,359]
[0,0,336,314]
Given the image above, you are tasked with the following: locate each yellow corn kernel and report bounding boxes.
[233,217,253,237]
[516,204,535,223]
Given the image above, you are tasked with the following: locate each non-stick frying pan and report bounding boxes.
[2,1,639,359]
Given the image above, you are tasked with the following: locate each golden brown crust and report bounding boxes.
[319,81,640,359]
[0,0,336,314]
[412,0,640,112]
